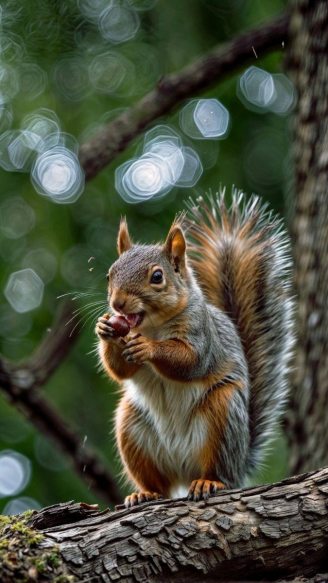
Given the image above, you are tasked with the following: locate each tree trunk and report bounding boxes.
[287,1,328,473]
[1,467,328,582]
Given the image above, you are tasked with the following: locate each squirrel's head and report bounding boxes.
[106,217,189,331]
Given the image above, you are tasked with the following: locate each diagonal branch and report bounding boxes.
[0,302,122,506]
[80,12,289,181]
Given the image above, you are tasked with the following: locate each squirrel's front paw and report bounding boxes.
[122,335,154,363]
[95,316,123,342]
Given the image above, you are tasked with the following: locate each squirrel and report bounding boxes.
[95,190,294,508]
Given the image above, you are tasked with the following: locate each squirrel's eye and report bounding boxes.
[150,270,163,284]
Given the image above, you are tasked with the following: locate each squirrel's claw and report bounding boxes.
[124,491,163,508]
[188,479,226,502]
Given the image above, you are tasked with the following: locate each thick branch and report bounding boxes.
[11,467,327,582]
[0,302,122,506]
[80,13,288,180]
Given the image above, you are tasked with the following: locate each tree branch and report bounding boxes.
[0,302,122,506]
[2,466,326,582]
[79,12,289,180]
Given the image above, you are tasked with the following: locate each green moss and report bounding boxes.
[0,512,75,582]
[10,520,43,545]
[47,552,61,568]
[0,515,11,528]
[33,558,46,573]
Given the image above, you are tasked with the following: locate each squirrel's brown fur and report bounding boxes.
[96,190,293,506]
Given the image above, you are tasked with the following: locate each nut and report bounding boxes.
[108,315,130,337]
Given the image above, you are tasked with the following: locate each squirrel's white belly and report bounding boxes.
[123,368,207,489]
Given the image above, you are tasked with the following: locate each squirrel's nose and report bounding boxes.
[113,298,126,312]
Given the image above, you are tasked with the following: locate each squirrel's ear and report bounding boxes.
[164,225,186,272]
[117,217,133,255]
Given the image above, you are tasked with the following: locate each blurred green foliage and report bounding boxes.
[0,0,289,512]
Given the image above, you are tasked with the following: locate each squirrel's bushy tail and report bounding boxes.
[185,188,294,473]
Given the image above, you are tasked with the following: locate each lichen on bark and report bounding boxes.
[0,511,74,583]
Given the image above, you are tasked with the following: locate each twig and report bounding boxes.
[79,12,289,180]
[0,302,122,506]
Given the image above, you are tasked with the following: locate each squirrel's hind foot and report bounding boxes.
[124,491,163,508]
[188,479,226,502]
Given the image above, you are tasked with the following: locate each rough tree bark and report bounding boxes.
[287,0,328,474]
[1,468,328,582]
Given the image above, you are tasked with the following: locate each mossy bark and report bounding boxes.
[1,468,328,582]
[0,512,73,583]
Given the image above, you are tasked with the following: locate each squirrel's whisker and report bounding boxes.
[70,300,107,316]
[80,306,107,331]
[65,302,107,328]
[57,290,104,300]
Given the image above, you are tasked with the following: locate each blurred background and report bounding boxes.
[0,0,290,513]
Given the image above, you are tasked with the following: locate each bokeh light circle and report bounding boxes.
[4,268,44,313]
[99,3,140,44]
[180,98,230,139]
[0,451,31,497]
[31,146,84,204]
[115,124,204,203]
[238,67,296,115]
